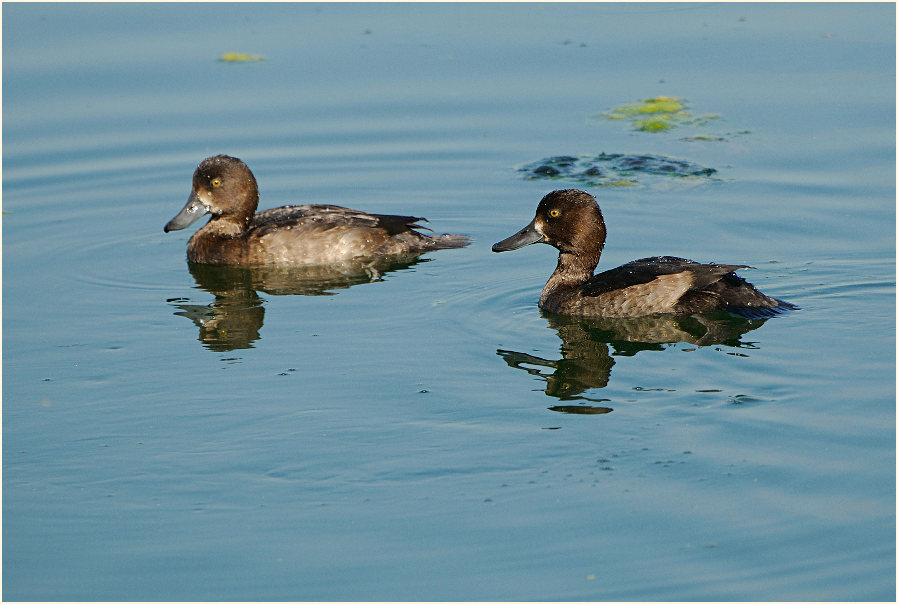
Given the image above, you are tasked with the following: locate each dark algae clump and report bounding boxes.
[519,153,717,187]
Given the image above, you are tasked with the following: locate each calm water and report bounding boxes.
[3,3,895,601]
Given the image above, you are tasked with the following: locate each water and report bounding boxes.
[3,3,894,601]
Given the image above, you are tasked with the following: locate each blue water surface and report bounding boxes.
[3,3,895,601]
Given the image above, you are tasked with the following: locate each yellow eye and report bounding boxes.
[211,178,222,188]
[549,209,560,218]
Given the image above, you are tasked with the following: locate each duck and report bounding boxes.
[164,155,469,266]
[492,189,797,319]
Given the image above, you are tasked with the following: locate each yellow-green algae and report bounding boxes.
[634,115,677,132]
[218,52,265,63]
[605,96,685,117]
[602,96,721,133]
[605,179,638,187]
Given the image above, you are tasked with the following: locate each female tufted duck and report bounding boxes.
[492,189,797,318]
[164,155,469,266]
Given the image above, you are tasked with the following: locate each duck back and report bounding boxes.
[545,256,796,318]
[246,204,468,265]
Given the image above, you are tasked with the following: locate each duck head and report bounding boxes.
[492,189,607,259]
[164,155,260,233]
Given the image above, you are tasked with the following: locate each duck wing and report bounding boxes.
[581,256,797,318]
[582,256,747,298]
[694,272,799,318]
[251,204,428,238]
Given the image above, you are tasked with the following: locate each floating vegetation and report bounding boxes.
[602,96,690,132]
[600,96,726,135]
[218,52,265,63]
[680,130,751,142]
[518,153,717,187]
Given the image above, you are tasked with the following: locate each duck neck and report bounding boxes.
[213,185,258,237]
[202,215,249,238]
[541,250,601,305]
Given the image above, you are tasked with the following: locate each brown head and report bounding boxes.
[492,189,607,263]
[164,155,260,234]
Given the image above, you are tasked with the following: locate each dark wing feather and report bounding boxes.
[727,300,799,319]
[684,270,800,318]
[250,204,428,238]
[580,256,747,298]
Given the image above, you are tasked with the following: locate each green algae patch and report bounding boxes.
[605,96,685,118]
[518,153,717,188]
[219,52,265,63]
[600,96,726,134]
[634,115,676,132]
[603,96,690,132]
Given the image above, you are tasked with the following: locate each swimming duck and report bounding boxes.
[164,155,469,266]
[492,189,797,318]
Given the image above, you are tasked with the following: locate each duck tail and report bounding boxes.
[383,215,470,250]
[728,298,800,319]
[426,233,472,249]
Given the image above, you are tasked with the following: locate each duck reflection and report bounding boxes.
[168,256,425,351]
[498,312,768,414]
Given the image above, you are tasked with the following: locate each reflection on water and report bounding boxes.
[168,256,427,351]
[498,311,769,412]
